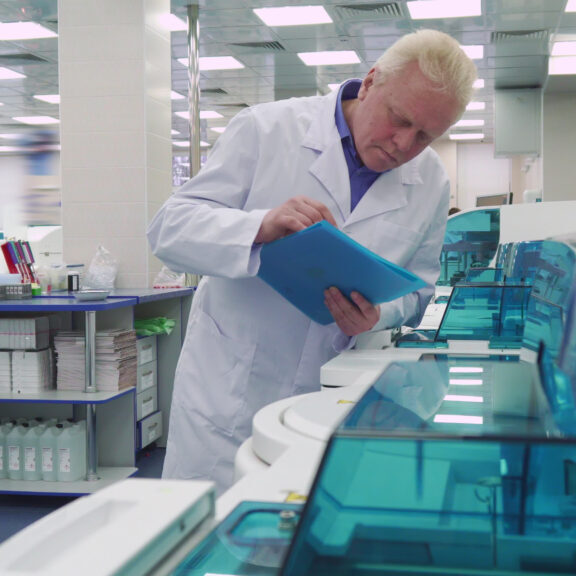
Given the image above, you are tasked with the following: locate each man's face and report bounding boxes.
[349,62,461,172]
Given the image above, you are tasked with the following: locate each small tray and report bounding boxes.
[74,290,110,301]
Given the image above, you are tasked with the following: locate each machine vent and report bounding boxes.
[335,2,404,19]
[0,53,49,64]
[228,41,285,51]
[201,88,228,95]
[491,29,549,43]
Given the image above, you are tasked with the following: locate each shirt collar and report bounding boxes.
[335,79,362,140]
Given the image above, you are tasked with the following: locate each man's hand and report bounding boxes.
[324,287,380,336]
[255,196,337,244]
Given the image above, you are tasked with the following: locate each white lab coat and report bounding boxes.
[147,87,450,494]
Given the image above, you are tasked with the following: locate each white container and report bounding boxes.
[0,422,15,479]
[7,424,28,480]
[40,424,63,481]
[22,425,43,481]
[57,422,86,482]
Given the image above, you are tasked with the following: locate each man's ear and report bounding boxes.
[358,68,376,100]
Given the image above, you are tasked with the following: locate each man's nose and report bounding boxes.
[393,127,418,152]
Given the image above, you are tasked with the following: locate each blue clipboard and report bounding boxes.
[257,221,427,325]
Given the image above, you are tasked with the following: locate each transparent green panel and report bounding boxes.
[438,208,501,286]
[281,359,576,576]
[172,501,302,575]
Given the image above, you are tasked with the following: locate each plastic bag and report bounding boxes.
[82,245,118,290]
[153,265,186,289]
[134,317,176,336]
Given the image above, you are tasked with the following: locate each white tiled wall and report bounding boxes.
[59,0,172,289]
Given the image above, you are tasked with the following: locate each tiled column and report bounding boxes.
[58,0,172,288]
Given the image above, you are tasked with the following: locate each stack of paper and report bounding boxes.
[0,351,11,392]
[12,349,53,394]
[54,329,137,392]
[0,317,50,349]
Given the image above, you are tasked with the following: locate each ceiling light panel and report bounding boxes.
[0,22,57,40]
[407,0,481,20]
[298,51,361,66]
[253,6,332,27]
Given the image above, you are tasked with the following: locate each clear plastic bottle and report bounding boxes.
[7,423,28,480]
[40,423,63,481]
[57,421,86,482]
[0,421,15,479]
[22,425,44,481]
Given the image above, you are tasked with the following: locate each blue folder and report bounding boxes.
[258,221,427,325]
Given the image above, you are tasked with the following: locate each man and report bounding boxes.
[147,29,477,494]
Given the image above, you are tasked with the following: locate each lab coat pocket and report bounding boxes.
[367,220,425,264]
[182,308,256,435]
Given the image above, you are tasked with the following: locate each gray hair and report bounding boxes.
[373,29,477,113]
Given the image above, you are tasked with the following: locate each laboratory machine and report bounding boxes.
[4,283,574,575]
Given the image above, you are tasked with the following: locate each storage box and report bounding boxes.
[137,411,163,449]
[136,360,157,394]
[136,335,157,366]
[136,385,158,421]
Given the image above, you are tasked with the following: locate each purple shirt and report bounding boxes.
[335,79,386,211]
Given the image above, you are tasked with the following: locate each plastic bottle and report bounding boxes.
[0,421,15,479]
[40,423,63,481]
[22,425,44,481]
[57,421,86,482]
[7,423,28,480]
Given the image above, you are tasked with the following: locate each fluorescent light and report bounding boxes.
[171,129,179,135]
[0,22,57,40]
[466,102,485,111]
[450,367,484,373]
[200,111,223,119]
[254,6,332,26]
[453,119,484,127]
[549,56,576,75]
[407,0,481,19]
[448,378,483,385]
[173,141,189,147]
[298,51,360,66]
[473,79,485,89]
[0,134,22,140]
[159,14,187,31]
[551,42,576,56]
[13,116,59,125]
[566,0,576,12]
[210,127,226,134]
[34,94,60,104]
[0,67,25,80]
[178,56,245,71]
[0,146,24,153]
[461,45,484,59]
[434,414,483,424]
[200,141,211,148]
[201,57,244,71]
[449,133,484,140]
[171,91,185,100]
[444,395,484,403]
[175,110,224,120]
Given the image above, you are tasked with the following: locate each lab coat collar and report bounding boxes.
[302,88,425,227]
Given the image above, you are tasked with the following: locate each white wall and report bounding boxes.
[543,92,576,202]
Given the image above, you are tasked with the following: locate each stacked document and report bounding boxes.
[0,316,50,349]
[0,351,10,392]
[12,349,53,394]
[54,329,138,392]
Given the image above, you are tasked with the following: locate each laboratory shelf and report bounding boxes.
[0,288,193,496]
[0,388,134,404]
[0,467,138,496]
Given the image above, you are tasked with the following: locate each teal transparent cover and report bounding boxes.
[281,353,576,575]
[170,501,302,575]
[439,208,501,286]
